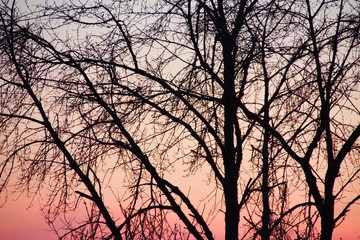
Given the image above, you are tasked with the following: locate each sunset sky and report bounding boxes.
[1,187,359,239]
[0,0,359,239]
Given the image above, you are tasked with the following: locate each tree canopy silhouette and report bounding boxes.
[0,0,359,239]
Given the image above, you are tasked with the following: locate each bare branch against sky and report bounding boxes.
[0,0,359,239]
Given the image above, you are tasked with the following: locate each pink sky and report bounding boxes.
[0,196,55,240]
[0,194,359,239]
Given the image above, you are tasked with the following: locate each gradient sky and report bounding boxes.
[1,1,359,240]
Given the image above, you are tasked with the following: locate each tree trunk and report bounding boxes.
[320,168,336,240]
[222,36,240,240]
[320,207,334,240]
[261,130,270,240]
[224,173,240,240]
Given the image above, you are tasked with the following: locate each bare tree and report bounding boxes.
[238,0,360,239]
[0,0,359,240]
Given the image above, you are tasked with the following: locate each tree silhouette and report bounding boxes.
[0,0,359,239]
